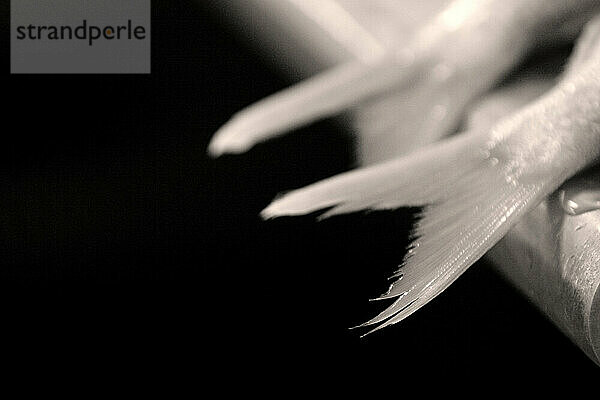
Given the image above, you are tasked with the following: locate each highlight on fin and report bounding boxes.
[207,57,422,157]
[261,130,551,335]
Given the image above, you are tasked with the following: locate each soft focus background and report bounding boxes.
[2,1,597,386]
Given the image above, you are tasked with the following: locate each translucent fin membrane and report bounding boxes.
[262,132,548,333]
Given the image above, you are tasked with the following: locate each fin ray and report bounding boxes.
[262,131,549,331]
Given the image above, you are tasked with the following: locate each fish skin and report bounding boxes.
[262,14,600,333]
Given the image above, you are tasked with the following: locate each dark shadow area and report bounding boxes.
[1,0,597,386]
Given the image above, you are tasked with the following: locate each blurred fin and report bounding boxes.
[207,56,421,157]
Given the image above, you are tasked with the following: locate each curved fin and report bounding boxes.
[262,131,548,332]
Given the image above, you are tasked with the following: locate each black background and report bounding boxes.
[2,0,597,386]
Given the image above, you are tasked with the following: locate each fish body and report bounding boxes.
[206,0,600,363]
[262,14,600,334]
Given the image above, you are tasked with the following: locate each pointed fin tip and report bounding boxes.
[260,196,292,220]
[355,315,403,338]
[359,325,385,338]
[347,295,418,336]
[348,319,377,332]
[260,190,343,220]
[206,140,226,158]
[207,125,255,158]
[259,206,277,221]
[369,293,403,302]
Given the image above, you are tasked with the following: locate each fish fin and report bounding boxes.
[262,131,547,331]
[261,133,479,218]
[207,57,422,157]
